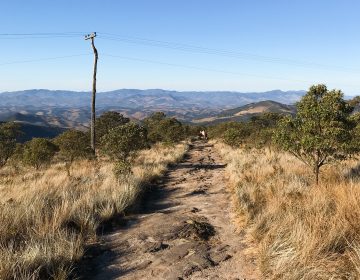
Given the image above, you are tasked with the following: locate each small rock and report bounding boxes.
[145,241,169,253]
[191,207,200,213]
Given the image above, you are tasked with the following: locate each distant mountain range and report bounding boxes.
[0,89,305,129]
[0,88,304,109]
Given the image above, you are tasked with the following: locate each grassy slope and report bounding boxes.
[0,143,188,279]
[216,143,360,280]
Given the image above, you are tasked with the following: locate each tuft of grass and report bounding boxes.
[0,143,187,279]
[217,142,360,280]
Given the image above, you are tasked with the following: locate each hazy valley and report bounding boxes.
[0,88,303,130]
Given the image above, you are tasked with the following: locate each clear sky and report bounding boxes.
[1,0,360,95]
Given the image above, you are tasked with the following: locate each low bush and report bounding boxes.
[54,130,93,161]
[100,122,148,161]
[143,112,185,144]
[0,122,21,167]
[209,113,282,148]
[22,138,58,169]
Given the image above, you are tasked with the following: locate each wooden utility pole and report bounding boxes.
[85,32,98,155]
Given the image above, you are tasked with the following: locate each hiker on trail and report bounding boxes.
[199,130,208,140]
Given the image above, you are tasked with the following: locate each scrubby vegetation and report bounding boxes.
[101,122,148,161]
[274,84,358,184]
[143,112,187,144]
[0,111,189,279]
[95,111,130,142]
[213,84,360,279]
[218,143,360,279]
[22,138,59,169]
[0,122,21,167]
[208,112,282,148]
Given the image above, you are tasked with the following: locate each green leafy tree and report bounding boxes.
[54,130,93,174]
[247,113,284,147]
[95,111,130,142]
[223,126,251,147]
[183,124,203,140]
[101,122,148,161]
[143,112,185,144]
[274,84,356,184]
[22,138,58,169]
[208,121,243,140]
[55,130,92,162]
[0,122,21,167]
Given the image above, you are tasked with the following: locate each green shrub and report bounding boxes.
[54,130,93,163]
[96,111,130,142]
[22,138,58,169]
[209,113,283,148]
[0,122,21,167]
[223,127,249,147]
[100,122,148,161]
[143,112,185,144]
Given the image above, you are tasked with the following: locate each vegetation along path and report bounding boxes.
[87,141,258,280]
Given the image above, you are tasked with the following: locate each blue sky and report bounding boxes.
[1,0,360,95]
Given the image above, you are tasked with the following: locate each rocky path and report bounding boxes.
[87,142,259,280]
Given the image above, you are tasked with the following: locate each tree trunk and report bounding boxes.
[314,164,320,185]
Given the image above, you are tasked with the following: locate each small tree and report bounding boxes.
[22,138,58,169]
[223,126,251,147]
[101,122,147,174]
[274,84,356,184]
[143,112,184,144]
[54,130,93,174]
[96,111,130,142]
[0,122,21,167]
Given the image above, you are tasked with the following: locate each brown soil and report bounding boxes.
[84,141,259,280]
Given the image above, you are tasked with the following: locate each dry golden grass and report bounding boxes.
[0,143,187,279]
[216,142,360,280]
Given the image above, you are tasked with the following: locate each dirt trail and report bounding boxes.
[87,141,259,280]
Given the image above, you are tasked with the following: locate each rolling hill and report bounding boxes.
[0,89,304,129]
[192,100,296,124]
[0,121,65,142]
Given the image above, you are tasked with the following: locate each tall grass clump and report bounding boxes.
[217,142,360,280]
[0,143,187,279]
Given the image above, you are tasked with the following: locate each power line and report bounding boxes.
[97,32,360,74]
[0,53,92,66]
[0,32,358,90]
[0,32,86,39]
[0,51,357,90]
[1,32,358,73]
[101,53,360,90]
[0,32,85,36]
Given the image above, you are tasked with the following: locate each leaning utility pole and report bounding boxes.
[85,32,98,155]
